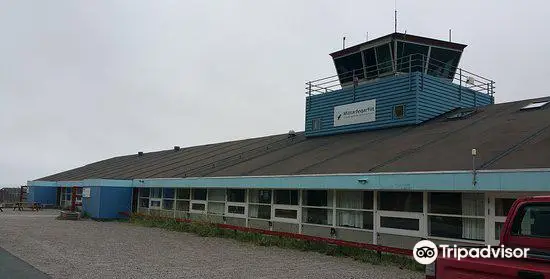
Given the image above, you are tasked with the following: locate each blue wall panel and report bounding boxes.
[305,73,494,137]
[418,74,493,122]
[98,187,132,219]
[28,186,57,205]
[305,74,418,137]
[82,187,101,218]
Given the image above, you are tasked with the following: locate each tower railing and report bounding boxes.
[305,54,495,98]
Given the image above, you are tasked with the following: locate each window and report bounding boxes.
[380,216,419,231]
[207,202,224,214]
[393,104,405,119]
[249,204,271,219]
[336,191,373,209]
[275,209,297,219]
[191,203,205,211]
[376,44,393,76]
[249,189,271,204]
[139,198,149,208]
[495,222,505,240]
[163,188,174,199]
[139,188,150,197]
[275,190,298,205]
[303,190,328,207]
[429,193,484,216]
[150,188,161,199]
[192,189,207,200]
[379,192,422,212]
[361,48,377,80]
[228,205,245,215]
[176,200,189,211]
[427,47,461,79]
[520,101,549,110]
[496,198,516,217]
[312,119,321,131]
[162,199,174,210]
[334,52,364,84]
[227,189,245,203]
[336,210,373,230]
[176,188,190,200]
[396,42,429,72]
[150,200,161,208]
[511,203,550,238]
[208,189,225,201]
[303,208,332,225]
[429,216,484,241]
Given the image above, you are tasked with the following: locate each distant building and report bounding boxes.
[28,33,550,251]
[0,187,22,203]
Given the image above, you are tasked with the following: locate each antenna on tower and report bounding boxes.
[394,0,398,33]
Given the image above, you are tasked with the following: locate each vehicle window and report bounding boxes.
[511,203,550,238]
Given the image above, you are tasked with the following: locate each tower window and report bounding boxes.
[394,104,405,119]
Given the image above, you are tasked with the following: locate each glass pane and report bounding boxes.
[139,188,150,198]
[396,42,429,72]
[163,188,175,199]
[192,189,207,200]
[336,210,373,230]
[274,209,297,219]
[495,222,504,240]
[427,47,461,79]
[227,189,245,203]
[376,44,393,75]
[228,205,245,215]
[150,188,162,199]
[429,216,484,241]
[150,200,161,208]
[362,48,377,79]
[162,199,174,210]
[511,204,550,238]
[334,52,364,83]
[139,198,149,208]
[191,203,205,211]
[208,189,225,201]
[176,200,189,211]
[495,198,516,217]
[303,190,328,207]
[249,204,271,219]
[249,189,271,204]
[429,193,484,216]
[380,216,419,231]
[379,192,422,212]
[303,208,332,225]
[176,188,190,200]
[275,190,298,205]
[207,202,224,214]
[336,191,373,209]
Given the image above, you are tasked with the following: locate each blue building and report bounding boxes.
[28,33,550,250]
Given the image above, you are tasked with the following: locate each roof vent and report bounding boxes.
[520,101,549,111]
[174,146,181,151]
[138,151,144,157]
[288,130,296,138]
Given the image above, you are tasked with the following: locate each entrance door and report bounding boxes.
[486,192,536,246]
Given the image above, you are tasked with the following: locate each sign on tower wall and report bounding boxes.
[333,99,376,127]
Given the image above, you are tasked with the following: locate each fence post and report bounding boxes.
[307,82,312,112]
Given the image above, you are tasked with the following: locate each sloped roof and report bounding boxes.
[38,97,550,181]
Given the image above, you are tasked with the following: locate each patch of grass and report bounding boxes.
[127,214,424,272]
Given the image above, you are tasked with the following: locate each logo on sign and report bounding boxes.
[333,99,376,126]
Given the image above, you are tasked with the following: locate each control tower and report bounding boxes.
[305,33,495,137]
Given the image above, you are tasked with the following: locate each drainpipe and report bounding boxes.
[472,148,478,186]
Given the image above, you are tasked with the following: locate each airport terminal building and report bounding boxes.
[28,33,550,250]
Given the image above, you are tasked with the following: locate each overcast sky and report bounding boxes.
[0,1,548,186]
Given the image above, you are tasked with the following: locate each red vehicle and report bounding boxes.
[427,196,550,279]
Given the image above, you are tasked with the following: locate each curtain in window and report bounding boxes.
[336,191,364,228]
[462,193,484,240]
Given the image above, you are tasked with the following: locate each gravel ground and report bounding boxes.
[0,210,422,279]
